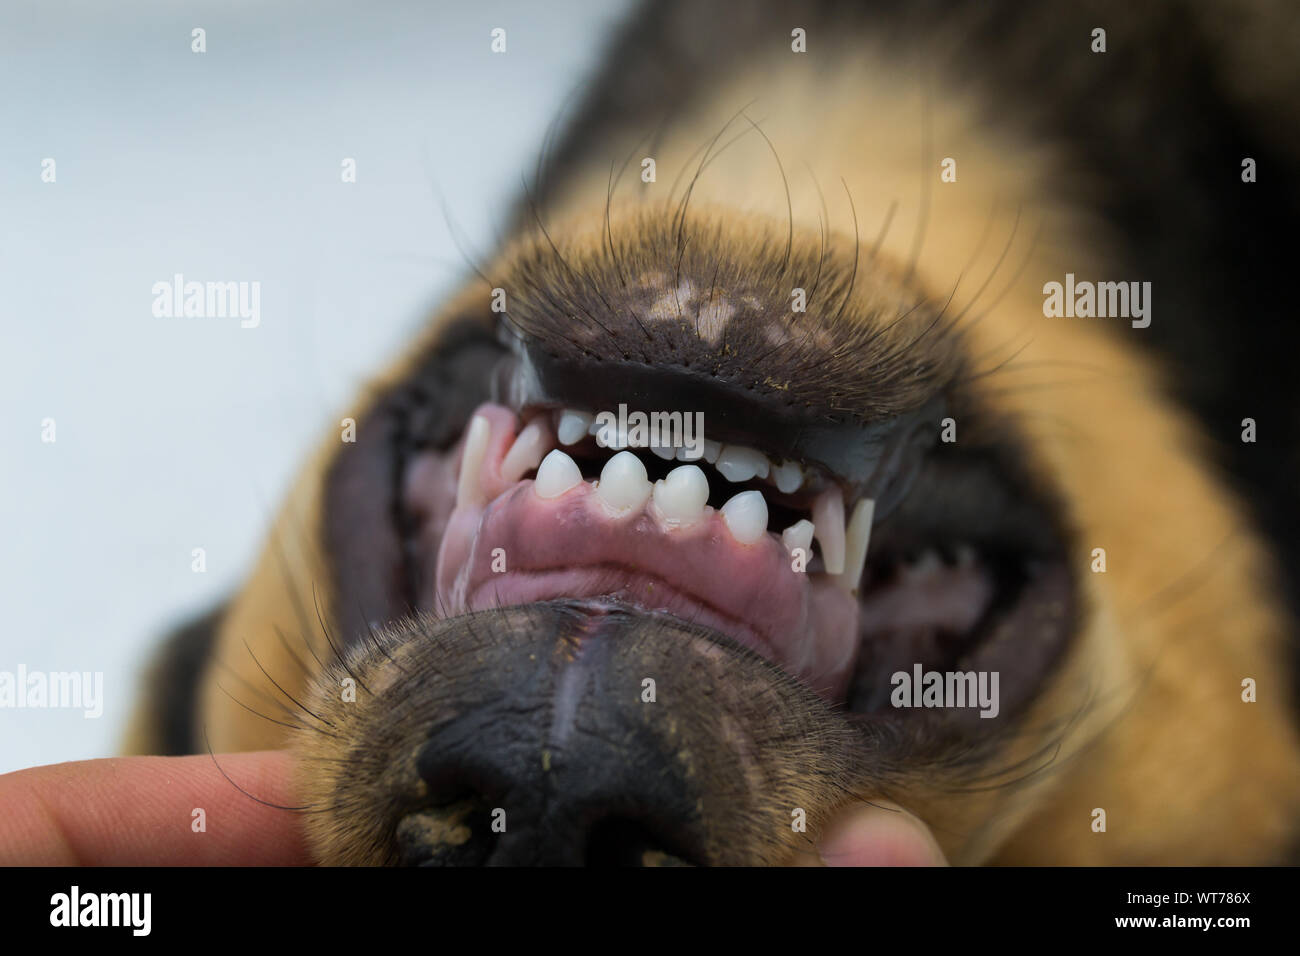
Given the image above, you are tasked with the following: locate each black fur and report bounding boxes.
[138,604,224,755]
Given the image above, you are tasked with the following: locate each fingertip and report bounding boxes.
[818,802,948,867]
[0,751,311,866]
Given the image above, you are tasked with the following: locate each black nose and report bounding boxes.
[399,716,699,867]
[395,609,708,866]
[302,601,862,865]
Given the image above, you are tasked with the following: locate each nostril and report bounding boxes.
[406,666,709,865]
[395,794,498,866]
[584,817,695,867]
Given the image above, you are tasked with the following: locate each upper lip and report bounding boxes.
[492,328,948,508]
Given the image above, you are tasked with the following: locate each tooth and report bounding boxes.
[455,414,491,508]
[702,439,721,463]
[715,444,769,482]
[534,449,583,498]
[811,487,846,574]
[720,490,768,544]
[836,499,875,593]
[652,465,710,525]
[595,450,652,512]
[781,518,814,557]
[501,420,552,483]
[557,409,593,446]
[675,444,704,461]
[771,460,803,494]
[651,443,677,461]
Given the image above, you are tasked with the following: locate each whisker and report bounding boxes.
[241,638,336,730]
[204,727,314,812]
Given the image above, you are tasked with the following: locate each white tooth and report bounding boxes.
[556,409,593,446]
[715,444,769,482]
[811,486,846,575]
[720,490,769,545]
[702,439,721,463]
[651,443,677,461]
[652,465,709,525]
[501,420,552,483]
[534,449,583,499]
[455,414,491,509]
[675,443,704,461]
[836,499,875,593]
[781,518,814,557]
[771,460,804,494]
[595,450,652,512]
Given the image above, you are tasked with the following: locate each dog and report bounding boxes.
[126,0,1300,865]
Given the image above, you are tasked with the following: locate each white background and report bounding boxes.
[0,0,633,774]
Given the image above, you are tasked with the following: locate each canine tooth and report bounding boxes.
[455,414,491,509]
[534,449,583,498]
[675,444,704,461]
[771,460,803,494]
[836,499,875,593]
[781,518,814,557]
[702,439,721,463]
[811,486,846,575]
[652,465,710,525]
[595,450,652,512]
[557,409,593,446]
[501,420,552,483]
[720,490,768,545]
[716,444,769,482]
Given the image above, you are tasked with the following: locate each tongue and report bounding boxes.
[415,403,862,700]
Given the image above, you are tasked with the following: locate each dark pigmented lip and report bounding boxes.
[849,557,1075,720]
[491,333,947,511]
[842,441,1078,722]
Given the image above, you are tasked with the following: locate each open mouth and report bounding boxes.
[392,331,1076,717]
